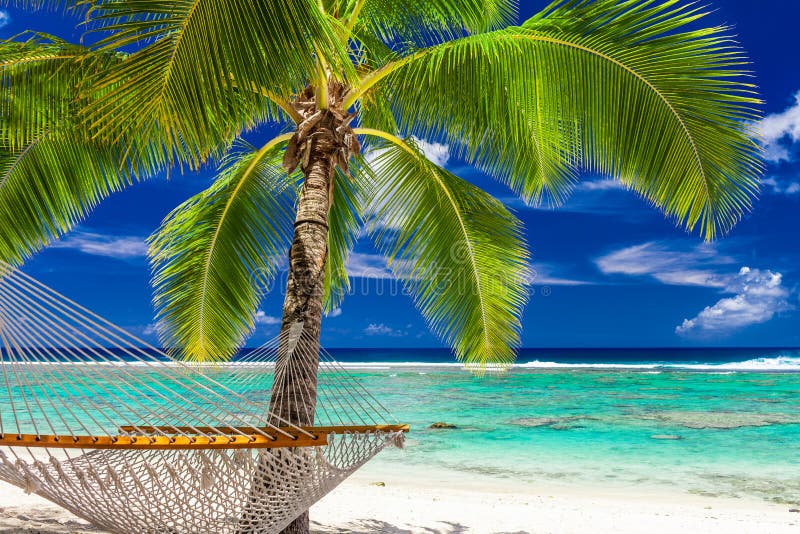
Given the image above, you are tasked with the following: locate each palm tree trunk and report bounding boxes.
[270,128,336,425]
[268,123,336,534]
[239,82,357,534]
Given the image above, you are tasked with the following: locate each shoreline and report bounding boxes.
[314,466,799,534]
[1,462,797,533]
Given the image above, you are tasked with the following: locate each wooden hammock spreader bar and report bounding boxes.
[0,432,324,450]
[0,425,409,450]
[118,424,411,435]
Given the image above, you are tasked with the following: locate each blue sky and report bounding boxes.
[2,1,800,349]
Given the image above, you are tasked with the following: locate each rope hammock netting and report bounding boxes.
[0,263,407,533]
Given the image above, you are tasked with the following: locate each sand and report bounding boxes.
[0,462,797,533]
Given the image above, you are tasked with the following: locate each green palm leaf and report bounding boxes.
[78,0,347,167]
[351,0,518,46]
[0,133,139,265]
[148,137,298,361]
[324,164,371,313]
[365,137,529,365]
[1,0,765,369]
[0,36,73,149]
[366,0,762,237]
[0,36,148,265]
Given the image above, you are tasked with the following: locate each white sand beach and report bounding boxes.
[0,462,797,534]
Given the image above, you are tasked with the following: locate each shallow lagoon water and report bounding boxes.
[2,349,798,506]
[350,356,800,506]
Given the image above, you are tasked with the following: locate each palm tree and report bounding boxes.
[1,0,761,532]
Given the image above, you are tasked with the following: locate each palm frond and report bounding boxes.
[356,86,400,137]
[77,0,347,168]
[148,138,298,361]
[365,137,529,366]
[349,17,402,70]
[324,163,372,313]
[373,0,762,238]
[0,133,138,265]
[352,0,518,47]
[0,35,99,148]
[0,36,149,265]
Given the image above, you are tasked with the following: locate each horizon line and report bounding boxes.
[241,345,800,351]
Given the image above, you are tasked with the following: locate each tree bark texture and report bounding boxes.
[266,82,359,534]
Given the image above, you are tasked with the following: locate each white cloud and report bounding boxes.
[412,137,450,167]
[762,177,800,196]
[255,310,281,325]
[759,92,800,162]
[346,252,393,279]
[345,252,417,280]
[327,307,342,318]
[595,241,733,288]
[363,323,406,337]
[597,242,793,337]
[134,322,163,341]
[0,11,11,29]
[142,323,158,336]
[364,136,449,168]
[577,179,626,192]
[528,262,590,286]
[676,267,792,336]
[51,231,148,259]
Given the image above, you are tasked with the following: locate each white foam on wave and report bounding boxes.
[673,356,800,371]
[336,361,464,369]
[516,361,661,370]
[514,356,800,371]
[4,356,799,372]
[335,355,800,372]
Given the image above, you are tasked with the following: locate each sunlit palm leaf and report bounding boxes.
[0,36,147,265]
[324,164,371,313]
[148,139,298,361]
[377,0,762,236]
[352,0,518,46]
[365,138,529,365]
[0,133,138,265]
[1,0,765,367]
[0,35,114,147]
[79,0,347,167]
[356,86,400,136]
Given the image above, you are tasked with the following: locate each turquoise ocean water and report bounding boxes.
[329,348,800,505]
[2,347,798,505]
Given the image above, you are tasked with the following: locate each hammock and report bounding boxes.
[0,263,408,533]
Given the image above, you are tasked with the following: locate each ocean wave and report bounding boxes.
[3,356,799,371]
[674,357,800,371]
[517,356,800,371]
[515,361,662,370]
[336,362,465,368]
[335,356,800,371]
